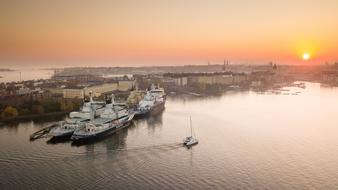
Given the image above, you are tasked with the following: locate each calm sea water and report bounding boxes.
[1,82,338,189]
[0,69,53,83]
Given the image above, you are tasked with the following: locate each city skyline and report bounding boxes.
[1,0,338,67]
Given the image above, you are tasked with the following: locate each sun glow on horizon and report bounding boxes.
[0,1,338,66]
[302,53,311,61]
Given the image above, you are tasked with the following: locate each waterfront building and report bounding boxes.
[322,71,338,84]
[47,88,64,96]
[174,77,188,86]
[251,81,263,87]
[63,89,85,99]
[190,75,234,85]
[62,80,135,99]
[232,74,247,84]
[84,83,118,96]
[117,80,135,91]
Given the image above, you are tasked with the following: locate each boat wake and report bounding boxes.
[118,142,182,151]
[96,142,184,154]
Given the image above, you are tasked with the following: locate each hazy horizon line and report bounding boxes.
[0,62,333,71]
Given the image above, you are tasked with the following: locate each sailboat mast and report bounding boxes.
[190,116,192,137]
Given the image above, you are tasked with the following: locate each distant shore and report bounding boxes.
[0,68,53,83]
[0,69,14,72]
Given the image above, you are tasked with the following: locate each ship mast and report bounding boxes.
[112,94,119,123]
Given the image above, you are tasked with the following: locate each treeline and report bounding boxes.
[0,98,82,121]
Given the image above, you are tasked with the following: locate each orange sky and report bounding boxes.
[0,0,338,67]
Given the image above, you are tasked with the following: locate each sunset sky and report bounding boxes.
[1,0,338,67]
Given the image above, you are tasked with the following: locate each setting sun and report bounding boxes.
[302,53,311,60]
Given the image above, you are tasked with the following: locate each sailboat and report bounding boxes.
[183,116,198,147]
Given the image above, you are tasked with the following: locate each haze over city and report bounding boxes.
[1,0,338,68]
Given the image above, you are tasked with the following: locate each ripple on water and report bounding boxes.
[2,84,338,189]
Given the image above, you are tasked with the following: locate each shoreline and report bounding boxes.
[0,111,68,125]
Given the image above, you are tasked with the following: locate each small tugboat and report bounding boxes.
[183,116,198,147]
[134,84,166,118]
[71,94,135,141]
[49,93,105,138]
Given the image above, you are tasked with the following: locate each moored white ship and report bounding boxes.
[134,84,166,118]
[49,93,105,138]
[71,94,135,141]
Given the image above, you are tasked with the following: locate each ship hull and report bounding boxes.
[134,109,150,119]
[49,126,75,138]
[150,101,165,116]
[135,101,165,119]
[51,131,74,138]
[71,114,134,141]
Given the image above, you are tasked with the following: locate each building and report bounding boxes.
[118,80,135,91]
[16,87,32,95]
[190,75,233,85]
[251,81,263,87]
[161,78,176,87]
[214,75,233,85]
[322,71,338,83]
[84,80,135,96]
[85,83,118,96]
[14,83,25,88]
[174,77,188,86]
[46,88,64,96]
[232,74,247,84]
[33,81,44,86]
[50,79,136,99]
[63,89,85,99]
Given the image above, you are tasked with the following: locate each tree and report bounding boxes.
[72,98,82,110]
[60,98,82,112]
[39,99,60,113]
[32,105,44,114]
[60,99,74,112]
[18,108,30,115]
[1,106,18,119]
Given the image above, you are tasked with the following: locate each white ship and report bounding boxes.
[71,94,135,141]
[49,93,105,138]
[134,84,166,118]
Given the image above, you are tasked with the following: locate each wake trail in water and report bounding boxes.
[107,142,184,152]
[0,142,184,167]
[63,142,185,161]
[76,142,184,190]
